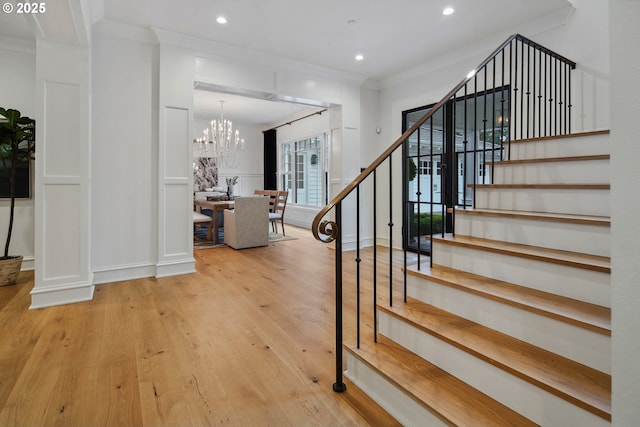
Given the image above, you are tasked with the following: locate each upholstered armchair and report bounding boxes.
[223,196,270,249]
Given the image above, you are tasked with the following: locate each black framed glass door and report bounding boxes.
[403,88,509,254]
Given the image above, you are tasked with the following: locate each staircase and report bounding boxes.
[343,130,611,426]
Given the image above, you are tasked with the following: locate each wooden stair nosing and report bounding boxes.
[345,336,539,427]
[509,129,610,144]
[473,183,610,190]
[454,208,610,227]
[434,234,611,273]
[379,301,612,421]
[407,264,611,335]
[496,154,609,166]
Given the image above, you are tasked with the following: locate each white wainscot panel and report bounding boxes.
[164,184,190,256]
[164,106,189,178]
[44,81,82,176]
[43,184,81,280]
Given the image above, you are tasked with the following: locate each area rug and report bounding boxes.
[193,228,297,250]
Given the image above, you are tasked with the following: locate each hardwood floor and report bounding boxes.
[0,226,401,427]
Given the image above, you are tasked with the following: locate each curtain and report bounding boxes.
[263,129,277,190]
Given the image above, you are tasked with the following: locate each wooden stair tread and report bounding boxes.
[510,129,610,144]
[345,336,539,427]
[474,183,609,189]
[454,208,610,226]
[434,234,611,273]
[496,154,609,165]
[407,264,611,335]
[379,301,611,420]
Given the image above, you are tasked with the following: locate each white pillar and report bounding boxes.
[31,40,93,308]
[155,43,196,277]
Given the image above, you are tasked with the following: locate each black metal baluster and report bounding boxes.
[519,39,524,140]
[511,40,519,138]
[463,82,469,207]
[548,54,553,137]
[491,58,497,183]
[557,57,561,135]
[538,49,543,138]
[502,49,509,160]
[333,201,346,393]
[568,63,573,134]
[483,66,488,184]
[509,40,514,144]
[429,115,434,266]
[549,58,558,135]
[373,169,377,342]
[526,43,531,139]
[473,72,478,208]
[531,43,536,139]
[388,157,393,307]
[564,62,569,134]
[355,185,361,349]
[402,141,408,301]
[416,126,422,268]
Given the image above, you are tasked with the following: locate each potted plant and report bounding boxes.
[0,107,35,286]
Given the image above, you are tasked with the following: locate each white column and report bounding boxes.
[155,43,196,277]
[31,40,93,308]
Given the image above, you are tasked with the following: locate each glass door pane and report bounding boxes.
[405,106,445,254]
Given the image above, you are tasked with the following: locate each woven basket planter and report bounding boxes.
[0,256,23,286]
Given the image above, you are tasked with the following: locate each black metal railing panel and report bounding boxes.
[311,34,576,392]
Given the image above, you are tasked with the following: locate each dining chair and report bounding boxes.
[223,196,270,249]
[254,189,278,213]
[269,191,288,236]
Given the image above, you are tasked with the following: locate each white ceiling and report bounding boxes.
[0,0,573,126]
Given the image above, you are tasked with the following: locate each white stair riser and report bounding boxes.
[474,187,610,216]
[455,213,610,257]
[508,134,609,160]
[344,353,448,427]
[432,243,610,306]
[492,159,609,185]
[406,275,610,373]
[379,312,609,427]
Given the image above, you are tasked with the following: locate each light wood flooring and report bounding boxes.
[0,226,401,427]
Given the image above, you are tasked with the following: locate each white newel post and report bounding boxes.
[31,40,93,308]
[155,42,196,277]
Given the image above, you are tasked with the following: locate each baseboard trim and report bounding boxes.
[155,258,196,278]
[30,281,95,309]
[19,256,35,271]
[92,262,157,285]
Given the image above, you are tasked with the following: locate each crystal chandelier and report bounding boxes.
[195,100,245,168]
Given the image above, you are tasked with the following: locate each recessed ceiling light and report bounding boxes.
[355,54,364,61]
[216,16,228,24]
[442,7,455,16]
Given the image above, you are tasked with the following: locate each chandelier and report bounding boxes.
[195,100,245,168]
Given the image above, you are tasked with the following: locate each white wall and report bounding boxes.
[610,1,640,424]
[533,0,610,132]
[0,40,36,270]
[90,25,158,283]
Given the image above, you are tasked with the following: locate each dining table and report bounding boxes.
[193,199,234,244]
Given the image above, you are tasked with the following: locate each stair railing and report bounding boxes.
[311,33,576,393]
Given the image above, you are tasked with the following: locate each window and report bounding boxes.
[280,134,326,206]
[0,161,31,199]
[419,160,431,175]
